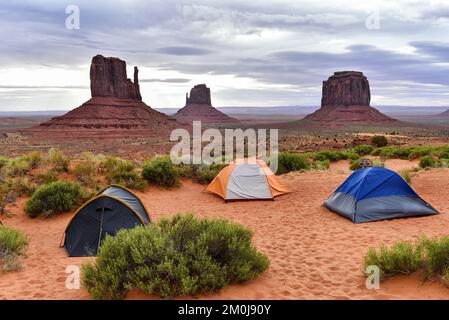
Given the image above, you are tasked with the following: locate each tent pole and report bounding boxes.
[96,206,105,255]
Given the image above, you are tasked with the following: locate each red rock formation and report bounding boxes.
[39,97,176,130]
[303,71,397,125]
[90,55,141,100]
[321,71,370,107]
[33,55,179,134]
[174,84,238,124]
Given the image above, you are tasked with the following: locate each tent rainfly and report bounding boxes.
[324,167,438,223]
[63,185,150,256]
[205,158,290,201]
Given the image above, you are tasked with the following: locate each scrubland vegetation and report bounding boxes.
[0,225,28,272]
[82,214,269,299]
[365,236,449,285]
[1,140,449,218]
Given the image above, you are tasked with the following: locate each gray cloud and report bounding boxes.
[140,78,191,83]
[156,46,212,56]
[0,85,88,89]
[0,0,449,110]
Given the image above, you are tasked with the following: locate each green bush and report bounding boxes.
[0,225,29,271]
[439,159,449,168]
[418,237,449,278]
[102,156,145,191]
[349,159,361,171]
[3,157,32,177]
[313,159,330,170]
[372,146,411,159]
[342,150,360,161]
[8,177,37,197]
[371,159,385,167]
[277,152,310,174]
[34,170,58,185]
[48,148,69,172]
[371,135,388,148]
[24,181,85,218]
[23,151,42,169]
[193,164,225,184]
[408,147,432,160]
[419,156,437,169]
[364,236,449,285]
[314,150,345,162]
[364,242,422,279]
[435,146,449,159]
[82,214,269,299]
[72,153,98,185]
[0,157,9,169]
[0,184,9,215]
[354,145,374,156]
[177,164,226,184]
[143,157,180,188]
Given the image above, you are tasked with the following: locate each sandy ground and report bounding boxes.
[1,161,449,300]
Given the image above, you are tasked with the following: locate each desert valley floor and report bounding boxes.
[2,159,449,300]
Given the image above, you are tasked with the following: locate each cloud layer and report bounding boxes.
[0,0,448,110]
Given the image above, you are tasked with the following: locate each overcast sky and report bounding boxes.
[1,0,449,111]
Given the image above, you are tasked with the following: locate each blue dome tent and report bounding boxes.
[324,167,438,223]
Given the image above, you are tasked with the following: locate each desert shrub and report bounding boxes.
[354,145,374,156]
[417,236,449,279]
[72,153,98,185]
[0,157,9,169]
[349,159,361,171]
[143,157,179,188]
[341,150,360,161]
[3,157,32,177]
[314,150,345,162]
[193,164,225,184]
[371,158,385,167]
[8,177,37,197]
[419,156,437,169]
[400,169,412,184]
[48,148,69,172]
[24,181,85,218]
[23,151,42,169]
[178,164,194,178]
[439,159,449,168]
[364,242,422,279]
[277,152,310,174]
[34,170,58,185]
[364,236,449,285]
[435,146,449,159]
[102,156,145,191]
[408,147,432,160]
[0,184,8,215]
[371,135,388,148]
[177,164,225,184]
[313,159,330,170]
[372,147,411,159]
[0,225,29,271]
[82,214,269,299]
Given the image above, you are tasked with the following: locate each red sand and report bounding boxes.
[1,165,449,300]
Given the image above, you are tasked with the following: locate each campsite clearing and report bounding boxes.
[1,164,449,299]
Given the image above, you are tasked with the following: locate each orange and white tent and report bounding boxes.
[205,158,290,201]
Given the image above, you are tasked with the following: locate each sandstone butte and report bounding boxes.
[173,84,239,124]
[32,55,179,135]
[302,71,399,126]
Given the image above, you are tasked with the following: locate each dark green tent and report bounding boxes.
[63,185,150,256]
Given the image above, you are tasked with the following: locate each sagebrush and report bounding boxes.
[82,213,269,299]
[0,225,29,271]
